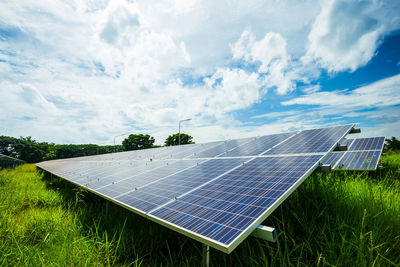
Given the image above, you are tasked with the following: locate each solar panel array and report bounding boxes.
[0,154,25,168]
[37,124,354,253]
[322,137,385,170]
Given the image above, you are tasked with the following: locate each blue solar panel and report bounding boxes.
[218,132,293,157]
[265,125,353,154]
[335,151,381,170]
[321,137,385,170]
[322,152,344,167]
[94,159,204,197]
[150,155,323,246]
[187,138,252,158]
[348,137,385,151]
[36,124,355,253]
[115,158,245,212]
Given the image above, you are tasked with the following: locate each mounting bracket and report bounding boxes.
[251,225,277,242]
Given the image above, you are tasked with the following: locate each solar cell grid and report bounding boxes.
[94,159,204,197]
[36,123,357,253]
[322,152,344,167]
[348,137,385,151]
[265,125,353,155]
[114,158,245,213]
[336,151,381,170]
[322,137,385,170]
[187,138,253,158]
[150,155,323,246]
[219,132,293,157]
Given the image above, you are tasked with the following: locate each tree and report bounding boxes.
[0,136,20,157]
[385,137,400,151]
[122,134,155,151]
[164,133,194,146]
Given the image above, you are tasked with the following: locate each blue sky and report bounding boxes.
[0,0,399,145]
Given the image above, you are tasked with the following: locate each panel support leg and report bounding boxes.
[202,244,209,267]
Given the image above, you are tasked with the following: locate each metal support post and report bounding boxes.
[317,164,332,173]
[106,201,110,217]
[349,128,361,134]
[251,225,277,242]
[202,244,210,267]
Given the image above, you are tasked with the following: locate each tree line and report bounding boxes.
[0,133,194,163]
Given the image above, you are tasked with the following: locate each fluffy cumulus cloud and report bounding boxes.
[0,0,399,144]
[303,0,385,72]
[231,31,296,94]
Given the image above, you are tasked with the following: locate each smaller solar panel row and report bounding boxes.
[323,137,384,170]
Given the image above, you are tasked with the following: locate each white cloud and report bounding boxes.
[231,30,296,94]
[282,74,400,109]
[0,0,399,145]
[303,0,385,72]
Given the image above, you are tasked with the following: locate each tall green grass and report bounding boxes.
[0,154,399,266]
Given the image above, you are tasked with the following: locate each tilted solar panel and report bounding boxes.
[322,151,344,167]
[335,151,381,170]
[348,137,385,151]
[265,125,353,155]
[36,124,354,253]
[218,132,293,157]
[150,155,323,250]
[322,137,385,170]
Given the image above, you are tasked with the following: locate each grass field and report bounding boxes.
[1,154,399,266]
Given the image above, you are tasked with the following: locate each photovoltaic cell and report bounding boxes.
[92,159,204,196]
[116,158,245,212]
[187,138,253,158]
[150,155,323,246]
[335,151,381,170]
[218,132,293,157]
[322,137,385,170]
[265,125,353,154]
[322,152,344,167]
[348,137,385,151]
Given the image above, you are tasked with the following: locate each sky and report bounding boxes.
[0,0,400,145]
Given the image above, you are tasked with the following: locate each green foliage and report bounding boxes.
[0,135,117,163]
[1,155,399,265]
[0,136,50,163]
[386,136,400,151]
[165,133,194,146]
[122,134,155,151]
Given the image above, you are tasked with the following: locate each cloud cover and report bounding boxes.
[0,0,399,144]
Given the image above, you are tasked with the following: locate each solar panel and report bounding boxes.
[348,137,385,151]
[322,137,385,170]
[335,151,381,170]
[150,155,323,247]
[218,132,293,157]
[0,153,25,168]
[36,124,354,253]
[265,125,353,154]
[322,151,344,167]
